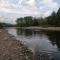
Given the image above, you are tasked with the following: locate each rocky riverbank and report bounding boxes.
[0,29,36,60]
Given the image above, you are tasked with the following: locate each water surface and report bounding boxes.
[7,28,60,60]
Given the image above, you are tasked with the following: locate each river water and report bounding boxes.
[6,28,60,60]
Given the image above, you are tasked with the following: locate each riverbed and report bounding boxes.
[0,29,36,60]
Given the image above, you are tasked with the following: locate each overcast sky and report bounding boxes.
[0,0,60,24]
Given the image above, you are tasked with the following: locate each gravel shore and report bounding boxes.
[0,29,36,60]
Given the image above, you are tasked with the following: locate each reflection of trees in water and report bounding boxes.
[16,28,60,51]
[16,28,24,35]
[46,31,60,51]
[24,29,32,36]
[16,28,33,36]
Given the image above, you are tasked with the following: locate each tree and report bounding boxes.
[46,11,56,26]
[33,18,39,26]
[0,23,3,28]
[16,18,24,27]
[56,7,60,26]
[24,16,33,26]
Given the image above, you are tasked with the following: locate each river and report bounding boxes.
[6,28,60,60]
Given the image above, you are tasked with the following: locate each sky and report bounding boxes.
[0,0,60,24]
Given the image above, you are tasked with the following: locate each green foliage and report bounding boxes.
[46,12,56,26]
[16,18,25,27]
[0,23,3,28]
[46,7,60,26]
[33,18,39,26]
[24,16,33,26]
[16,16,42,27]
[16,7,60,27]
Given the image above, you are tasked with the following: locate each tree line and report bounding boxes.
[45,7,60,26]
[16,7,60,27]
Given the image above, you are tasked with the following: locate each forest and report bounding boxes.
[16,7,60,27]
[0,7,60,28]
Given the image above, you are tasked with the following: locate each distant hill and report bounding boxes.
[0,23,16,28]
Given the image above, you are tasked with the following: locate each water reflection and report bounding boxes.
[16,28,60,51]
[17,28,23,35]
[17,29,60,60]
[17,28,33,36]
[7,28,60,60]
[16,28,59,51]
[46,31,60,51]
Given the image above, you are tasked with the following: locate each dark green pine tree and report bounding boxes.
[56,7,60,26]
